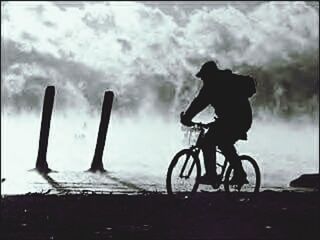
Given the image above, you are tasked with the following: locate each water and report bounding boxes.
[1,112,318,195]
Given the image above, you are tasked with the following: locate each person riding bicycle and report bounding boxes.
[180,61,256,185]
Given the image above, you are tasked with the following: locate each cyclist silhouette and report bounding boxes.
[180,61,256,185]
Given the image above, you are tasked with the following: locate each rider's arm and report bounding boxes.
[182,87,210,123]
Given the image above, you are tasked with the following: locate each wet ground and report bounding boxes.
[2,169,314,195]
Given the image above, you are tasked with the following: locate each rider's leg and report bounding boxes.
[202,142,217,177]
[218,143,246,178]
[200,127,217,178]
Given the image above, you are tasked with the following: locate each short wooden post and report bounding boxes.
[89,91,114,172]
[35,86,55,173]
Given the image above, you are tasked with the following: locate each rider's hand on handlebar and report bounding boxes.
[193,122,215,129]
[180,112,194,127]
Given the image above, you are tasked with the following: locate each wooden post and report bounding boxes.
[35,86,55,173]
[89,91,114,172]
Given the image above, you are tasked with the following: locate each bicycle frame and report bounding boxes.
[179,124,229,183]
[168,121,261,194]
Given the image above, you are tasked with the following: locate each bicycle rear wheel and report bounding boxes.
[166,149,201,197]
[224,155,261,193]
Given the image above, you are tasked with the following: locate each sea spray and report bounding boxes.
[1,1,318,193]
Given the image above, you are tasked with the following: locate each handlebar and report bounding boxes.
[190,122,213,129]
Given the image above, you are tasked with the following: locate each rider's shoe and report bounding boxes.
[229,172,249,185]
[198,174,218,185]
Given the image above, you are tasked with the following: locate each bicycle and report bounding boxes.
[166,122,261,197]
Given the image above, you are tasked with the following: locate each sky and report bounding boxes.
[1,1,319,118]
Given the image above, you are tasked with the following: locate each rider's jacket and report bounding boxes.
[184,70,253,134]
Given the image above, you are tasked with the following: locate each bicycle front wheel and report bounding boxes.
[224,155,261,193]
[166,149,201,197]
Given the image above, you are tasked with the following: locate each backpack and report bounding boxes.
[231,73,257,98]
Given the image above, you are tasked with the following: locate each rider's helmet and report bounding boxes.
[195,61,220,78]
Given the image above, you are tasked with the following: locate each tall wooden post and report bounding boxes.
[89,91,114,172]
[35,86,55,173]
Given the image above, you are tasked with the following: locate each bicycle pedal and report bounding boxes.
[212,183,220,189]
[231,183,244,190]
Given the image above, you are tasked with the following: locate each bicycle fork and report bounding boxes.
[179,150,198,179]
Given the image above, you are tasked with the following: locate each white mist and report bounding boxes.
[1,111,318,194]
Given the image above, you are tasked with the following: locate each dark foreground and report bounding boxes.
[1,191,320,240]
